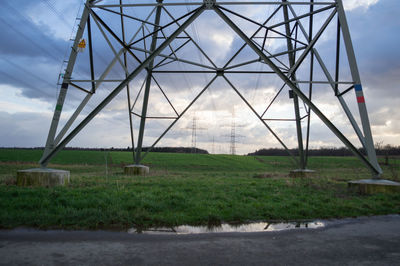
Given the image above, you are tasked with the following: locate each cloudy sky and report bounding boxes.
[0,0,399,156]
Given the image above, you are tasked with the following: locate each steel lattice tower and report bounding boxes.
[39,0,382,177]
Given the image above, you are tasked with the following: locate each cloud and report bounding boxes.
[0,2,72,103]
[185,12,236,65]
[0,111,51,147]
[343,0,380,11]
[0,2,66,59]
[27,1,81,41]
[0,85,53,114]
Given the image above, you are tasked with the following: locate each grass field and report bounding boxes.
[0,148,399,230]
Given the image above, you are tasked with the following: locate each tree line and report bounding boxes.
[2,145,399,156]
[0,146,209,154]
[247,145,400,157]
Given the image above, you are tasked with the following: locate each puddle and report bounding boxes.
[128,221,325,235]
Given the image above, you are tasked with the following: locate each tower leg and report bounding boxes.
[282,0,306,170]
[336,0,382,177]
[120,0,136,163]
[39,1,91,167]
[134,1,163,168]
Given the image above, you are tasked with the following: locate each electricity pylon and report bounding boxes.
[39,0,382,177]
[228,120,245,155]
[221,115,245,155]
[183,116,207,153]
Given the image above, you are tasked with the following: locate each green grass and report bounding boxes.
[0,148,399,230]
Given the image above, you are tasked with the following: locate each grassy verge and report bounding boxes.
[0,149,399,230]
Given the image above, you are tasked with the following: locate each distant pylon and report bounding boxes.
[185,116,207,153]
[230,121,236,155]
[229,120,245,155]
[222,111,245,155]
[191,117,196,153]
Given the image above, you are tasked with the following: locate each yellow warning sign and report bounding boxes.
[78,39,86,49]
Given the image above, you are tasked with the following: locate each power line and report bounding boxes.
[40,0,74,29]
[0,70,54,99]
[1,58,56,89]
[0,16,62,63]
[2,2,65,57]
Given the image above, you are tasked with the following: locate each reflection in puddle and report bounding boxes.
[128,221,325,234]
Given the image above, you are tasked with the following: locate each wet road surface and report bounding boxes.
[0,215,399,265]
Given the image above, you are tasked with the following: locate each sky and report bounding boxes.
[0,0,399,156]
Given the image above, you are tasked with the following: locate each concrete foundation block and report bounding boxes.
[17,168,70,187]
[124,165,149,176]
[348,179,400,194]
[289,169,316,178]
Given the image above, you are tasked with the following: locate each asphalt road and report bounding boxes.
[0,215,399,265]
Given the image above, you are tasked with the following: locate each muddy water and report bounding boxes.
[129,221,325,234]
